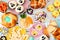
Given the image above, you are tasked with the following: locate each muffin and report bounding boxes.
[2,12,18,28]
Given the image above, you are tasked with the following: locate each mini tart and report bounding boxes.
[0,1,8,12]
[20,16,33,29]
[2,12,18,28]
[52,10,59,18]
[8,1,17,9]
[47,4,55,12]
[54,1,60,8]
[17,0,25,5]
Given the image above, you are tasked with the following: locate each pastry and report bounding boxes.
[54,1,60,8]
[47,4,55,12]
[2,12,18,28]
[52,10,59,18]
[29,22,45,38]
[38,0,46,8]
[20,16,33,29]
[30,0,46,9]
[27,8,33,15]
[17,0,25,5]
[0,1,7,12]
[39,34,48,40]
[8,1,17,9]
[30,0,38,9]
[15,5,24,13]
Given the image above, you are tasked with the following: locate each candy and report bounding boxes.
[29,36,34,40]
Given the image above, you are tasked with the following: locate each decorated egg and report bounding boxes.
[8,1,17,9]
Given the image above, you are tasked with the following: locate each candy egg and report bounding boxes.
[27,8,33,15]
[39,34,48,40]
[15,5,24,13]
[8,1,17,9]
[17,0,25,5]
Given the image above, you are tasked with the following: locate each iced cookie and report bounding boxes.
[52,10,59,18]
[20,16,33,29]
[0,1,8,12]
[8,1,17,9]
[47,4,55,12]
[2,12,18,28]
[39,34,48,40]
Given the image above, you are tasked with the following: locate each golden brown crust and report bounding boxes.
[2,12,18,28]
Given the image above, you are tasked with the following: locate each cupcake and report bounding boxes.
[47,4,55,12]
[54,1,60,8]
[2,12,18,28]
[52,10,59,18]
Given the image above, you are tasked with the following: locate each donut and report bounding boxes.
[15,5,24,13]
[17,0,25,5]
[47,4,55,12]
[2,12,18,28]
[39,34,48,40]
[8,1,17,9]
[19,16,33,29]
[0,1,8,12]
[52,10,59,18]
[29,22,46,38]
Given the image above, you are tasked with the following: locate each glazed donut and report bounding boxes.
[15,5,24,13]
[0,1,8,12]
[2,12,18,28]
[8,1,17,9]
[17,0,25,5]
